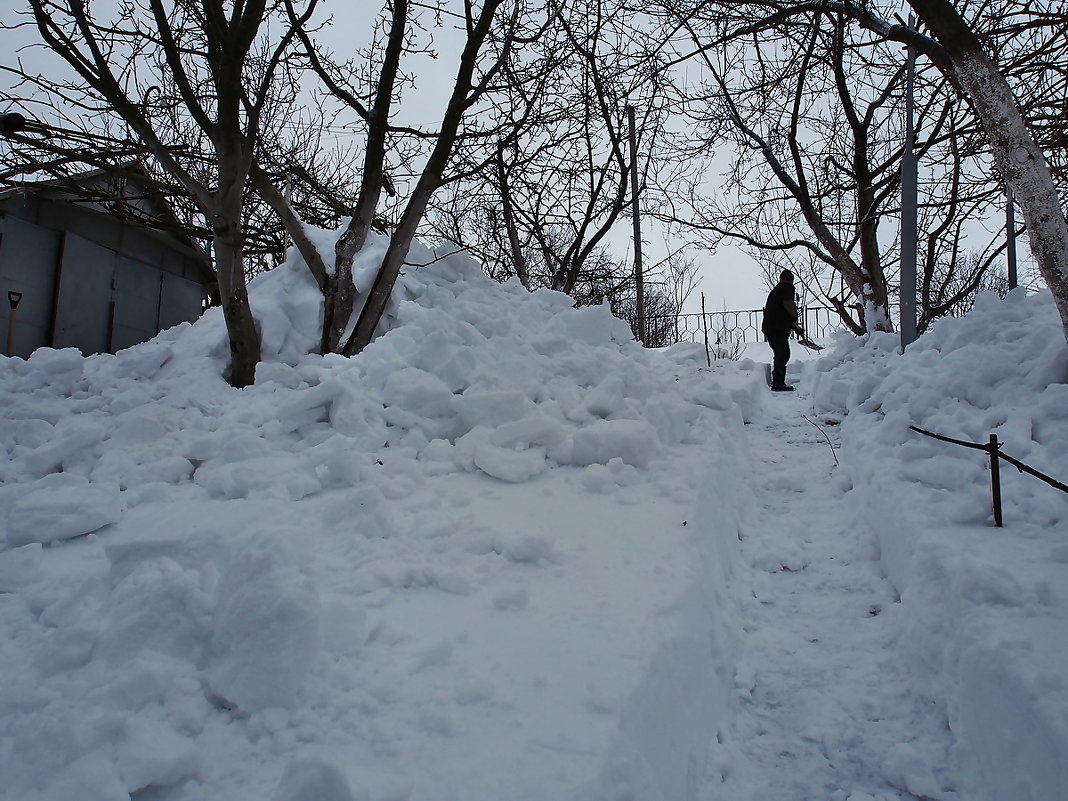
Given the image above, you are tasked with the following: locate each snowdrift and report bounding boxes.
[807,289,1068,801]
[6,222,1062,800]
[0,233,762,801]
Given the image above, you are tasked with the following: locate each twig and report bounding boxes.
[802,413,839,466]
[404,247,467,270]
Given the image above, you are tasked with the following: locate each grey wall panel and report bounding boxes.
[2,197,211,357]
[0,216,62,358]
[0,193,42,226]
[120,225,167,265]
[40,200,123,251]
[111,256,163,352]
[160,247,184,275]
[53,233,115,355]
[159,271,204,331]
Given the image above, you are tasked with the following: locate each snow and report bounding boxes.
[806,289,1068,801]
[1,231,1066,801]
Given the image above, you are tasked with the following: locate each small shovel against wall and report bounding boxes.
[6,290,22,356]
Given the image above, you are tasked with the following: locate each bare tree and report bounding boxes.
[561,245,698,346]
[901,0,1068,343]
[2,0,319,387]
[657,3,1025,335]
[5,2,555,365]
[1,52,350,283]
[671,11,902,333]
[430,0,671,300]
[655,0,1068,343]
[265,0,548,357]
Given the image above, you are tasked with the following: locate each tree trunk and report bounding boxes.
[341,0,506,356]
[213,161,261,387]
[342,163,447,355]
[249,164,330,294]
[213,223,261,387]
[497,143,533,289]
[907,0,1068,344]
[318,0,410,355]
[326,217,369,354]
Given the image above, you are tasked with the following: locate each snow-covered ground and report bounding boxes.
[806,291,1068,801]
[1,235,1065,801]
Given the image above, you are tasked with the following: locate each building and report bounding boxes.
[0,169,216,359]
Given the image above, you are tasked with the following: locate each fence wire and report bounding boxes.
[644,306,846,348]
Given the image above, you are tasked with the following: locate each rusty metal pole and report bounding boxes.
[989,434,1003,527]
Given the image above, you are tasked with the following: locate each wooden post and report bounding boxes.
[989,434,1003,527]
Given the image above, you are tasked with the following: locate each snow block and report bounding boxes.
[209,537,322,712]
[455,389,538,430]
[93,557,212,665]
[28,346,85,375]
[568,419,660,469]
[271,759,363,801]
[115,716,197,793]
[593,424,746,801]
[472,442,547,483]
[6,476,124,546]
[193,453,322,501]
[15,426,101,477]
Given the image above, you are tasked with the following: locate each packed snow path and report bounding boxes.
[702,389,959,801]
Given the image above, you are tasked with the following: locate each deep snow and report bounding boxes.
[0,234,1065,801]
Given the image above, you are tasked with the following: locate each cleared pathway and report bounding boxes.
[700,389,959,801]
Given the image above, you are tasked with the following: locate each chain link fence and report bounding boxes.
[644,306,846,349]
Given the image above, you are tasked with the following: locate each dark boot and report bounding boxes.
[770,367,794,392]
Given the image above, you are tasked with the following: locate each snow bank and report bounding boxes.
[0,231,761,801]
[806,289,1068,801]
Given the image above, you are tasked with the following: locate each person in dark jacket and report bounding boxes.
[761,269,805,392]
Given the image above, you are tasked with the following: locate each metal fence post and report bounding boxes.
[989,434,1003,527]
[700,293,711,367]
[910,425,1068,527]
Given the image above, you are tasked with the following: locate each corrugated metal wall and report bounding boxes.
[1,203,207,359]
[52,232,116,354]
[0,215,60,357]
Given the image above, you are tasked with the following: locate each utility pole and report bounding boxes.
[626,104,645,344]
[899,14,919,350]
[1006,190,1018,290]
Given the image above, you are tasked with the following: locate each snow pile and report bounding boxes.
[0,232,762,801]
[807,289,1068,801]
